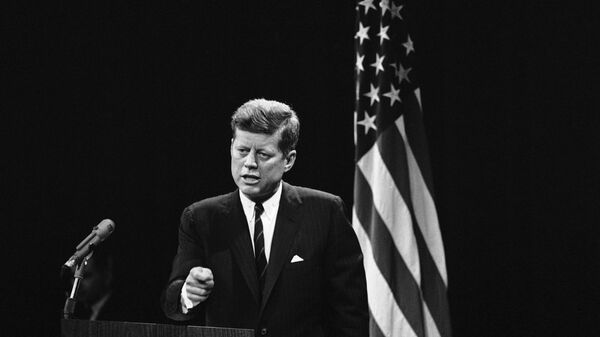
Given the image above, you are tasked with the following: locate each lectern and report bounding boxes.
[61,319,254,337]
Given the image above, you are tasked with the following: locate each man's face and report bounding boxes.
[231,128,296,202]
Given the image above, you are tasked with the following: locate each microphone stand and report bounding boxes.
[63,251,93,319]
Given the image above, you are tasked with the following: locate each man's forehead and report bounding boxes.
[233,132,280,147]
[234,129,280,142]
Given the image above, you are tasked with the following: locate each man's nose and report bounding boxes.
[243,149,258,168]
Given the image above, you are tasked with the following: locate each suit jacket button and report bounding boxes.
[260,328,268,335]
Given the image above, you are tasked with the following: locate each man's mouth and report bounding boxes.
[241,174,260,184]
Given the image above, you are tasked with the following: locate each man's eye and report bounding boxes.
[258,153,270,159]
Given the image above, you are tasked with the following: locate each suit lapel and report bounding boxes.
[259,182,303,314]
[225,191,261,304]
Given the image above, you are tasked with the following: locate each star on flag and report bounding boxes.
[370,53,385,75]
[357,111,377,134]
[391,62,412,84]
[355,22,370,45]
[363,83,380,106]
[356,53,365,73]
[391,2,403,20]
[358,0,376,15]
[378,24,390,44]
[379,0,390,16]
[403,35,414,55]
[383,84,401,106]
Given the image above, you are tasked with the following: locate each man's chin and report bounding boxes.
[239,185,261,198]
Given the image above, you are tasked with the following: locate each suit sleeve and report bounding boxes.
[324,196,369,337]
[161,206,207,322]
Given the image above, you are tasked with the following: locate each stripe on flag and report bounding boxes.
[357,141,421,283]
[353,210,419,337]
[354,169,425,336]
[396,115,447,284]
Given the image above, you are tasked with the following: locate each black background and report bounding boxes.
[5,1,599,336]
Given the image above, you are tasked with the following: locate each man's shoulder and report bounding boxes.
[285,183,342,204]
[184,191,237,213]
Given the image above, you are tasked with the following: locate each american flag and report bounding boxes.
[352,1,452,336]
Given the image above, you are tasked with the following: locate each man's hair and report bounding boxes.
[231,98,300,155]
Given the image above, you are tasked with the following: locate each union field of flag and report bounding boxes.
[352,0,452,336]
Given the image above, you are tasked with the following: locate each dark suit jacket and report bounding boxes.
[161,182,368,337]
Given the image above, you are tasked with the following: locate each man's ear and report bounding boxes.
[284,150,296,172]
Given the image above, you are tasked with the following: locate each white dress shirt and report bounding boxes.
[239,181,282,262]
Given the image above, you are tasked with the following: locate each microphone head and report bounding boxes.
[94,219,116,241]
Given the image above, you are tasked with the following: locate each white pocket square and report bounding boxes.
[290,255,304,263]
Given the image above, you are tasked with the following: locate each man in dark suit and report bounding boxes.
[162,99,368,337]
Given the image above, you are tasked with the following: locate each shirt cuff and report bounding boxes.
[180,283,197,313]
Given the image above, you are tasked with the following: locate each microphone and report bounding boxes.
[63,219,116,269]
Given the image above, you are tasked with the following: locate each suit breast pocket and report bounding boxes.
[283,258,322,275]
[285,259,312,271]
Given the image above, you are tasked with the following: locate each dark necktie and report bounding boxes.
[254,203,267,297]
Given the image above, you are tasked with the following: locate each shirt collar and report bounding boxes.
[239,181,283,221]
